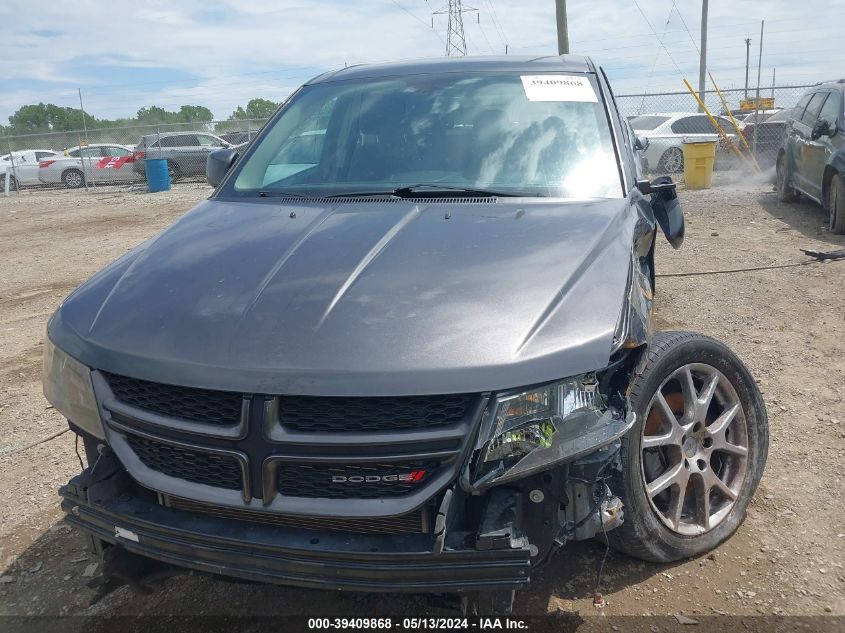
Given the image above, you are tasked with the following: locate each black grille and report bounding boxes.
[125,434,243,490]
[278,394,475,432]
[166,496,429,534]
[104,373,244,425]
[278,462,438,499]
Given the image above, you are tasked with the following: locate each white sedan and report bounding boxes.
[2,149,60,189]
[38,144,140,188]
[629,112,742,173]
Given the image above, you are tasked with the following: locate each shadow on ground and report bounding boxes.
[0,517,687,620]
[757,191,845,247]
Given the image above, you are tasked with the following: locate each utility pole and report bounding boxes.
[744,38,751,99]
[697,0,708,113]
[752,20,764,158]
[555,0,569,55]
[771,68,776,99]
[78,88,90,191]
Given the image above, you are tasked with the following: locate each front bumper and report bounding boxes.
[59,474,531,593]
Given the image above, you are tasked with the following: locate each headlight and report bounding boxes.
[43,336,104,439]
[468,373,633,490]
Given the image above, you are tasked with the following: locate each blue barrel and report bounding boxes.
[145,158,170,192]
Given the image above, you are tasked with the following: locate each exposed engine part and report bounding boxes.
[562,481,624,541]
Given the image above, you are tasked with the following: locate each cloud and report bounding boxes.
[0,0,837,125]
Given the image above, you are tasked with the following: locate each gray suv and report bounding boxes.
[46,55,767,614]
[133,131,229,180]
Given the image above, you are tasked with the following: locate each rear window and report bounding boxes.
[629,115,669,131]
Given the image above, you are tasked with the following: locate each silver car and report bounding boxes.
[38,144,139,188]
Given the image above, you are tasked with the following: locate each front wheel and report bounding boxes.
[828,173,845,235]
[606,331,768,563]
[0,174,18,191]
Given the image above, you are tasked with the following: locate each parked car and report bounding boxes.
[46,55,767,613]
[776,80,845,233]
[38,144,138,188]
[219,130,259,146]
[741,108,793,168]
[133,132,229,181]
[629,112,742,173]
[1,149,59,189]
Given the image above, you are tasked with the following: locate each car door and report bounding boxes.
[13,151,39,185]
[803,91,841,199]
[784,93,813,178]
[77,146,105,182]
[792,92,827,196]
[100,146,137,181]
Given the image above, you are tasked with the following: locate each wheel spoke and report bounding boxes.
[679,366,698,421]
[698,480,712,531]
[642,432,677,449]
[668,471,689,529]
[705,468,738,501]
[646,462,684,498]
[654,392,680,428]
[696,372,720,420]
[707,403,747,456]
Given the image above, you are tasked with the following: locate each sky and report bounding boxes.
[0,0,840,125]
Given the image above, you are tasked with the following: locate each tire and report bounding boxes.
[776,153,798,202]
[166,161,180,182]
[63,169,85,189]
[828,173,845,235]
[0,174,18,191]
[462,590,515,615]
[657,146,684,173]
[606,331,768,563]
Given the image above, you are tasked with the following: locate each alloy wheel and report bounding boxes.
[661,147,684,173]
[640,363,749,536]
[65,171,83,188]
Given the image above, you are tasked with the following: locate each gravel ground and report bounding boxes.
[0,180,843,629]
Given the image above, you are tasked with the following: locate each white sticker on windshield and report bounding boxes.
[520,75,598,102]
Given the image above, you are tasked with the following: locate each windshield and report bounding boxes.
[232,72,622,199]
[629,115,669,131]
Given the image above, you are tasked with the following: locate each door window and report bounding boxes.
[800,93,825,126]
[817,92,841,126]
[793,94,813,122]
[80,147,102,158]
[104,146,132,157]
[197,135,223,147]
[160,135,199,148]
[35,151,56,160]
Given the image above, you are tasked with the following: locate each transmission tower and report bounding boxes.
[432,1,478,57]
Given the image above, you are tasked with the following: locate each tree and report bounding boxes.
[7,103,96,133]
[178,105,213,123]
[229,98,278,121]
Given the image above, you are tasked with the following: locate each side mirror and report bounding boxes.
[634,135,650,151]
[206,148,238,187]
[636,177,685,249]
[811,118,834,141]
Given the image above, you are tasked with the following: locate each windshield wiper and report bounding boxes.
[391,184,531,198]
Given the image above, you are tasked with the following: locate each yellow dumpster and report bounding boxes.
[682,138,717,189]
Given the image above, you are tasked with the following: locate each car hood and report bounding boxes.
[50,196,638,396]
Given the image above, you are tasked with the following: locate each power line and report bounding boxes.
[388,0,446,44]
[671,1,700,54]
[630,0,685,77]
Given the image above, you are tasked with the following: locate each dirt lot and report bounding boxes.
[0,180,843,628]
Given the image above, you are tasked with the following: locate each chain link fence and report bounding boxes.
[0,82,822,196]
[1,118,267,195]
[616,84,819,173]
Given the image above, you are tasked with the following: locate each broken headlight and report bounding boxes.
[43,336,104,439]
[472,374,605,485]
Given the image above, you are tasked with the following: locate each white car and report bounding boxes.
[629,112,742,173]
[38,144,139,188]
[1,149,59,189]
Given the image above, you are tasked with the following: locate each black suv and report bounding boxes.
[776,80,845,233]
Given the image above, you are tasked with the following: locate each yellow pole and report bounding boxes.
[682,78,749,168]
[709,72,762,173]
